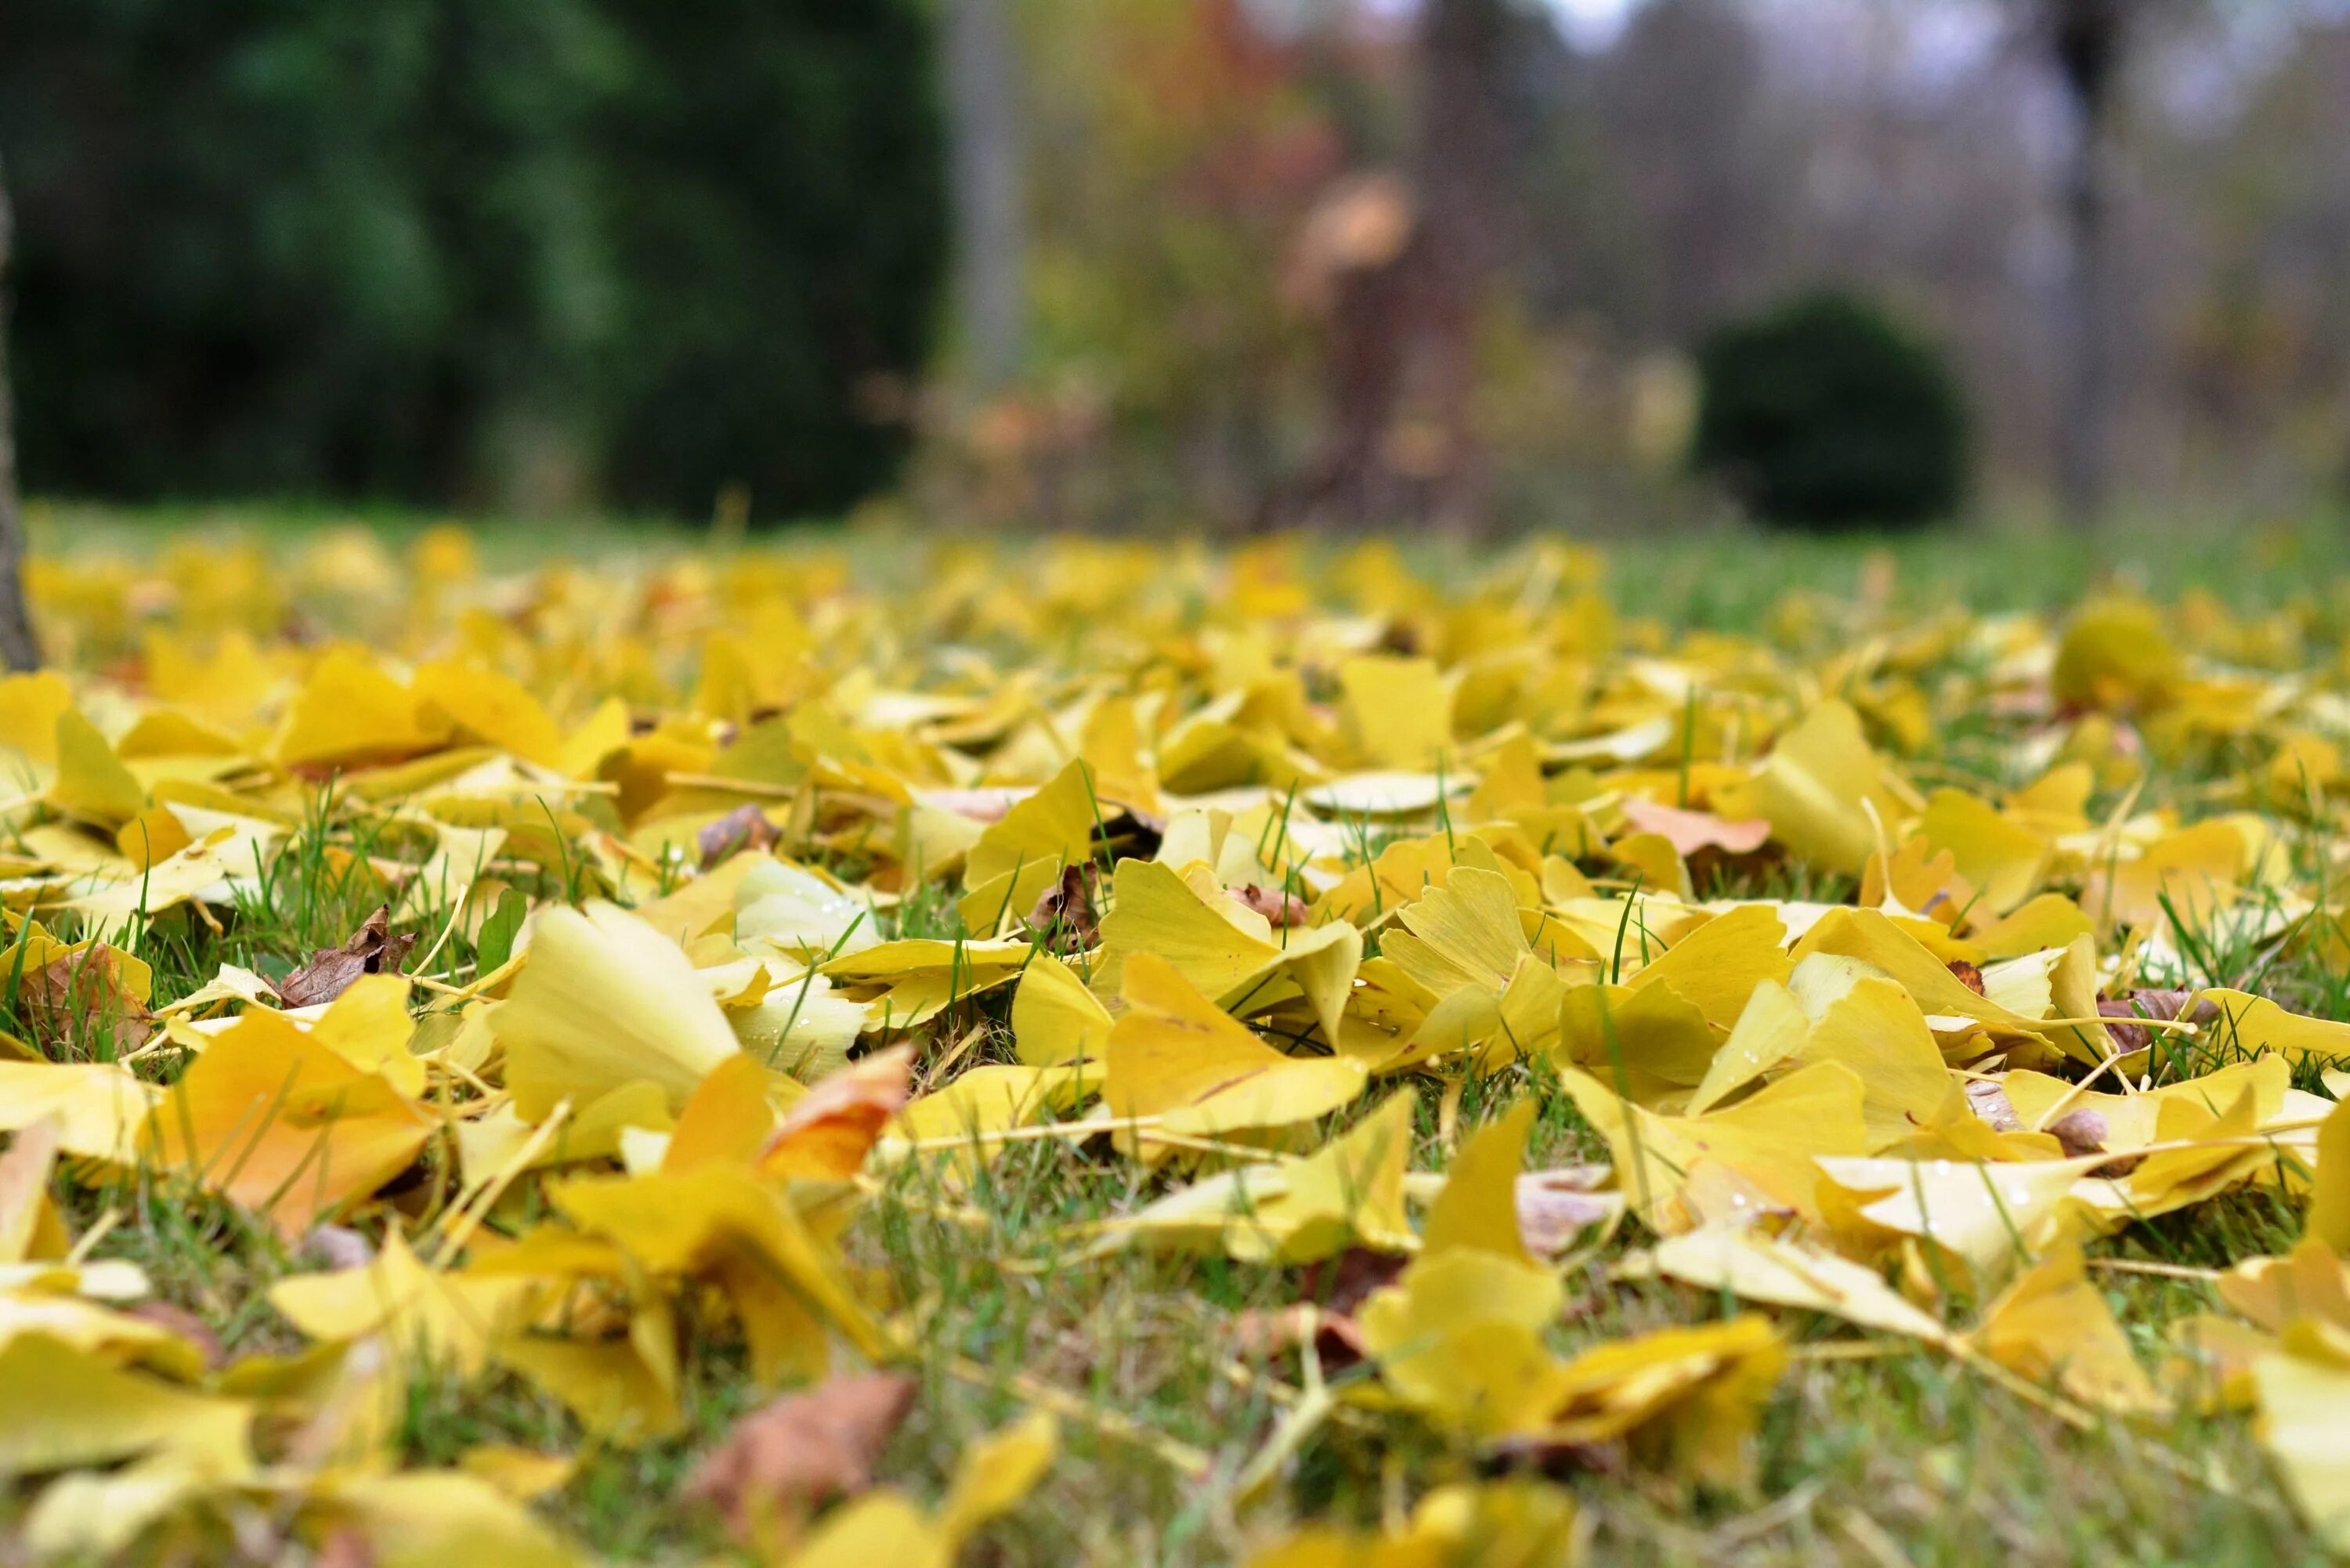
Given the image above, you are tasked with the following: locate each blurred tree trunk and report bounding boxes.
[2051,0,2125,529]
[946,0,1025,393]
[1412,0,1513,533]
[0,159,41,672]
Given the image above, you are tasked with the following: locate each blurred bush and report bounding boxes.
[1690,291,1970,530]
[0,0,945,521]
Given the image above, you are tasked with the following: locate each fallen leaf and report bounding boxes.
[277,905,417,1009]
[685,1372,916,1541]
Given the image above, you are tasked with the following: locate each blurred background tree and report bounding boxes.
[6,0,2350,533]
[0,0,945,521]
[1691,291,1971,529]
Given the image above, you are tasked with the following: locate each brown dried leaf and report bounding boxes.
[315,1526,378,1568]
[1946,959,1987,996]
[1618,798,1773,858]
[16,945,152,1057]
[1231,1248,1403,1371]
[1231,883,1310,928]
[306,1223,377,1272]
[685,1372,916,1539]
[2047,1108,2110,1159]
[1025,864,1101,954]
[2096,988,2197,1053]
[2045,1106,2145,1177]
[1963,1078,2024,1133]
[697,804,779,869]
[1298,1245,1408,1316]
[0,1118,60,1262]
[122,1300,227,1370]
[279,905,415,1008]
[1517,1166,1618,1255]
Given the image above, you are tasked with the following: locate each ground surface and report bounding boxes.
[1,507,2348,1567]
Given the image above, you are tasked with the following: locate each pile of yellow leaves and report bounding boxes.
[2,526,2350,1560]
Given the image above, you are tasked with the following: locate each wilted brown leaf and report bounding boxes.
[16,945,151,1057]
[684,1372,916,1539]
[1962,1078,2025,1133]
[1232,1247,1404,1370]
[1231,883,1310,927]
[2097,988,2198,1053]
[279,905,415,1008]
[698,803,779,868]
[1619,798,1773,858]
[1516,1166,1619,1256]
[1025,863,1101,954]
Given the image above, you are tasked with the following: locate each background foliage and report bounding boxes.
[0,0,947,519]
[1691,291,1971,530]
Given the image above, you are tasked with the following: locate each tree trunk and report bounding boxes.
[945,0,1026,394]
[1412,0,1513,533]
[2052,0,2124,530]
[0,158,42,672]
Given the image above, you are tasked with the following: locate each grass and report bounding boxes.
[8,502,2350,1566]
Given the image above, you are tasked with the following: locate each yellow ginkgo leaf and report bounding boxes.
[1358,1247,1574,1439]
[275,648,446,770]
[311,1469,581,1568]
[2308,1097,2350,1255]
[1096,858,1362,1046]
[551,1163,888,1380]
[1090,1093,1416,1263]
[1650,1226,1951,1345]
[957,760,1101,935]
[0,1334,251,1474]
[270,1229,537,1378]
[2092,819,2246,932]
[1545,1315,1786,1488]
[885,1061,1101,1177]
[0,1059,160,1163]
[660,1051,783,1173]
[1967,1245,2167,1418]
[0,670,74,768]
[791,1411,1058,1568]
[49,710,146,829]
[2253,1325,2350,1552]
[1788,974,1958,1150]
[1103,953,1366,1161]
[146,1008,435,1238]
[1915,788,2050,916]
[2053,597,2182,714]
[935,1409,1062,1542]
[819,934,1032,1031]
[495,901,746,1122]
[1748,699,1914,876]
[1554,979,1722,1103]
[306,971,426,1097]
[1623,904,1791,1028]
[64,818,282,929]
[1379,867,1528,999]
[1564,1061,1869,1234]
[1338,654,1452,771]
[413,661,565,768]
[1815,1154,2099,1286]
[1684,980,1810,1117]
[1247,1479,1578,1568]
[1010,948,1114,1066]
[1422,1099,1538,1265]
[455,1080,673,1185]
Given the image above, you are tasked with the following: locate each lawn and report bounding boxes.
[2,504,2347,1567]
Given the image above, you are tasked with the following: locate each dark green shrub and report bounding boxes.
[1690,291,1971,529]
[0,0,946,520]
